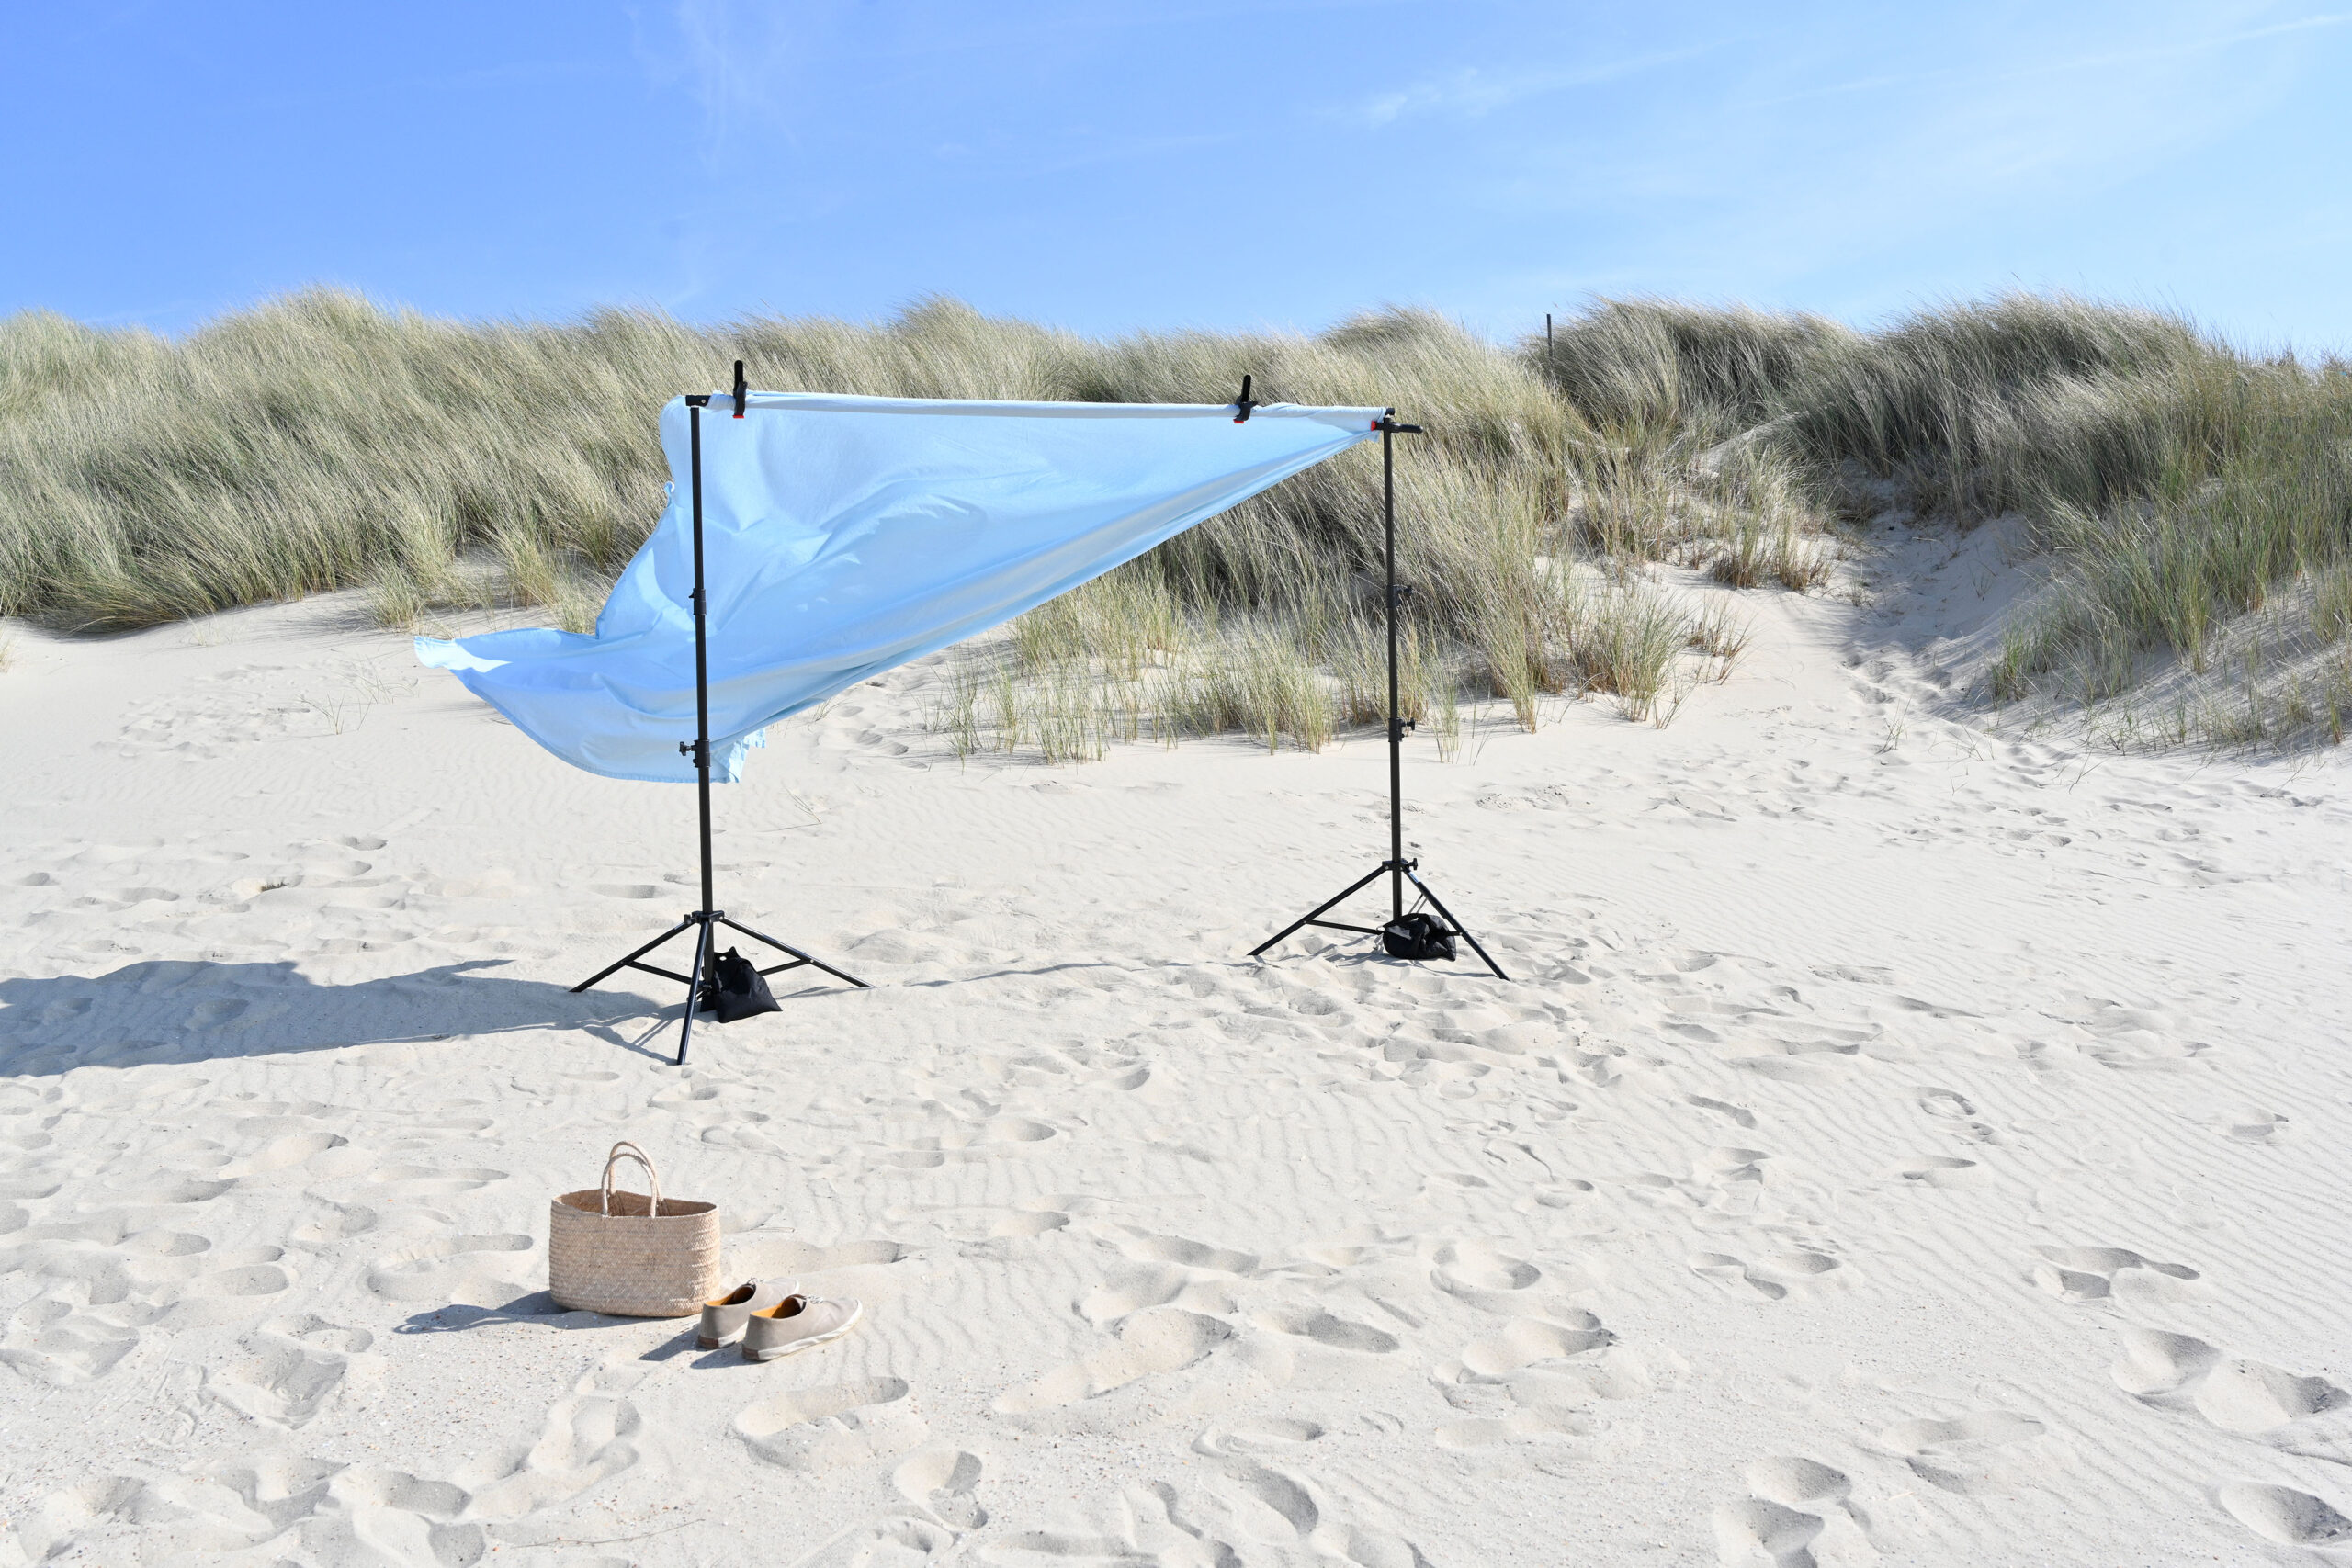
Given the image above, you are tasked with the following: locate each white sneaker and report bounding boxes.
[741,1294,863,1361]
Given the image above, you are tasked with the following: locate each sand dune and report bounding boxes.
[5,537,2350,1564]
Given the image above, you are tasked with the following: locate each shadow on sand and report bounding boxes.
[395,1295,749,1366]
[0,958,691,1075]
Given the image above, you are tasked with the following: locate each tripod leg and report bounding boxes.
[1403,870,1510,981]
[718,917,869,988]
[1250,863,1390,958]
[675,922,714,1066]
[571,918,694,993]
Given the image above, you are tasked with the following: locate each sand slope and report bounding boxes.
[4,545,2350,1565]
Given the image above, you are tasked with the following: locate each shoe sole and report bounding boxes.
[741,1307,862,1362]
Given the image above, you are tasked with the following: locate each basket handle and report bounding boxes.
[599,1141,662,1218]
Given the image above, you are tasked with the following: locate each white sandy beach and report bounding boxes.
[5,531,2350,1566]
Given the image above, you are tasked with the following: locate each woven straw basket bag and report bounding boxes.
[548,1142,721,1316]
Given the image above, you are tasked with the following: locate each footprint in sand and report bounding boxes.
[1517,1179,1597,1214]
[1688,1095,1759,1129]
[1214,1465,1319,1546]
[1689,1249,1843,1302]
[0,1168,64,1201]
[19,1456,476,1564]
[1915,1086,1999,1143]
[1432,1239,1538,1292]
[1875,1410,2054,1495]
[365,1234,534,1304]
[2209,1105,2296,1145]
[1079,1266,1236,1325]
[0,1301,141,1384]
[359,1164,507,1201]
[727,1235,908,1283]
[1194,1418,1324,1457]
[1893,1153,1985,1190]
[796,1517,959,1567]
[1434,1389,1598,1452]
[458,1383,646,1518]
[222,1131,348,1177]
[1433,1335,1662,1452]
[1250,1304,1400,1354]
[994,1310,1231,1415]
[200,1321,367,1429]
[2219,1483,2352,1548]
[876,1116,1057,1169]
[2030,1245,2199,1304]
[2195,1359,2348,1434]
[102,1173,234,1206]
[1712,1496,1821,1568]
[1114,1228,1261,1276]
[1457,1313,1614,1377]
[1629,1148,1771,1215]
[977,1480,1268,1568]
[987,1208,1071,1239]
[291,1200,378,1244]
[2110,1326,2348,1435]
[1713,1457,1865,1567]
[1431,1239,1593,1311]
[895,1447,987,1529]
[161,1254,296,1325]
[735,1377,927,1471]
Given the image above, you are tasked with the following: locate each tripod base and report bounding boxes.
[1252,860,1508,980]
[572,910,867,1065]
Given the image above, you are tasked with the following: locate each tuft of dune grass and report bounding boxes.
[1533,293,2352,749]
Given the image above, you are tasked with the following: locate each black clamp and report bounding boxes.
[679,739,707,765]
[1390,717,1418,742]
[1389,582,1416,607]
[1232,375,1258,424]
[732,359,748,419]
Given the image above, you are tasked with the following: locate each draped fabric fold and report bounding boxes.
[417,391,1385,782]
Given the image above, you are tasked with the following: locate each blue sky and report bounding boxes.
[6,2,2349,350]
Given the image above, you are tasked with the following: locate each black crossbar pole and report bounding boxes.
[718,916,871,989]
[570,917,695,993]
[1248,862,1388,958]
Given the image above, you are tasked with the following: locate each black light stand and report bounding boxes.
[1250,412,1509,980]
[571,365,867,1064]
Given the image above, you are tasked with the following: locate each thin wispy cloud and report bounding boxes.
[1737,7,2352,110]
[1335,43,1723,130]
[630,0,803,146]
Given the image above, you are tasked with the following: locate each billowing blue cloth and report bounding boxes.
[417,391,1384,781]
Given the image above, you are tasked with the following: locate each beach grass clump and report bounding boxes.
[7,289,1758,757]
[14,286,2352,751]
[160,288,2352,756]
[1532,293,2352,748]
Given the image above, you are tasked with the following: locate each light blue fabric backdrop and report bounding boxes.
[417,391,1385,781]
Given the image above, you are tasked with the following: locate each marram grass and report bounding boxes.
[6,288,2346,750]
[0,290,1732,751]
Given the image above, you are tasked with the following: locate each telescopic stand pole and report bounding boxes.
[1250,412,1508,980]
[571,376,868,1064]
